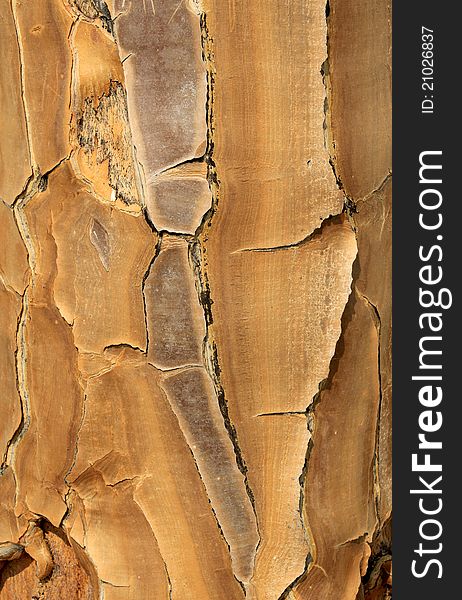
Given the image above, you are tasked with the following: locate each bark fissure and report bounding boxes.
[62,385,88,526]
[191,9,263,583]
[232,211,346,254]
[2,194,37,481]
[360,291,384,528]
[190,238,262,582]
[277,553,313,600]
[322,0,356,217]
[141,231,163,355]
[292,267,360,592]
[0,291,30,476]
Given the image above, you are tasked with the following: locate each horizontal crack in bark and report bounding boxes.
[232,211,345,254]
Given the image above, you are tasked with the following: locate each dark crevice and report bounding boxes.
[277,553,313,600]
[255,411,306,417]
[106,476,139,488]
[321,1,357,216]
[234,212,346,254]
[156,154,206,178]
[361,517,392,599]
[102,342,145,354]
[158,229,195,241]
[189,9,262,584]
[141,231,163,355]
[359,289,384,530]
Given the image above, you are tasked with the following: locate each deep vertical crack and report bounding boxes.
[187,7,262,586]
[321,0,357,216]
[141,226,163,355]
[3,168,69,478]
[360,291,384,530]
[0,288,30,477]
[4,8,39,480]
[0,183,40,484]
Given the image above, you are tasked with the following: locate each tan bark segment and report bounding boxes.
[0,204,29,466]
[292,291,380,600]
[13,0,73,174]
[69,349,244,599]
[0,283,22,471]
[203,218,357,599]
[326,0,392,200]
[149,175,212,235]
[0,202,29,296]
[287,1,391,596]
[0,0,31,204]
[13,304,83,526]
[202,0,344,251]
[207,219,357,417]
[294,545,368,600]
[354,182,392,525]
[24,163,155,353]
[326,0,392,529]
[200,1,361,596]
[70,469,169,598]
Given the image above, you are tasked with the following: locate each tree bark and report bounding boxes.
[0,0,391,598]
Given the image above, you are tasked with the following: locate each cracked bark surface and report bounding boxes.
[0,0,391,598]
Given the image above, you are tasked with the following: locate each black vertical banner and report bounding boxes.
[393,1,459,598]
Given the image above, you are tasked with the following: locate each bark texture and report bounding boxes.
[0,0,391,598]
